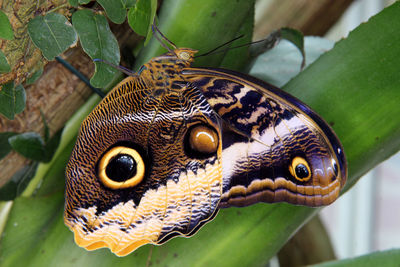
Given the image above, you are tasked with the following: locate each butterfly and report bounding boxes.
[64,26,347,256]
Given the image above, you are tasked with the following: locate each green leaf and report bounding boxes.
[0,192,65,266]
[127,0,154,37]
[135,0,256,69]
[68,0,79,7]
[219,7,254,71]
[14,85,26,114]
[0,163,38,201]
[0,132,16,159]
[0,49,11,73]
[97,0,127,24]
[144,0,157,45]
[28,13,78,60]
[312,249,400,267]
[8,132,46,161]
[250,37,334,87]
[43,128,64,163]
[283,3,400,188]
[1,1,400,266]
[71,10,120,88]
[0,82,26,120]
[0,82,14,119]
[0,10,13,40]
[122,0,136,8]
[26,68,44,85]
[79,0,91,4]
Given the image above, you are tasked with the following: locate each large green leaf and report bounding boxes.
[283,3,400,188]
[134,0,255,69]
[1,2,400,266]
[312,249,400,267]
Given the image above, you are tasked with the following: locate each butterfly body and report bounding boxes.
[65,47,346,256]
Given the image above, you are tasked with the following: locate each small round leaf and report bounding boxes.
[0,10,13,40]
[72,10,120,88]
[28,13,78,60]
[8,132,46,161]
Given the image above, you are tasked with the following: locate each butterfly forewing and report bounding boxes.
[65,62,223,256]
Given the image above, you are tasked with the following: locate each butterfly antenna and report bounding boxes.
[93,58,137,77]
[151,23,177,53]
[195,34,245,58]
[195,37,270,58]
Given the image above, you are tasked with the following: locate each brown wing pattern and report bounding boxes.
[184,67,347,207]
[64,47,346,257]
[65,63,223,256]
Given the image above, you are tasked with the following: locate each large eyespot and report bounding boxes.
[98,146,145,189]
[185,124,219,158]
[289,156,311,182]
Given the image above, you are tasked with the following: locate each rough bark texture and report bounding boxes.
[0,0,69,85]
[0,48,94,187]
[254,0,355,40]
[0,0,140,187]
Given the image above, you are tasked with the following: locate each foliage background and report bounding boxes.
[0,0,400,266]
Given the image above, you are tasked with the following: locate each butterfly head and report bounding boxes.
[175,48,197,62]
[148,48,197,67]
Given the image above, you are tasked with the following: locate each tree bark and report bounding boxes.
[0,0,140,187]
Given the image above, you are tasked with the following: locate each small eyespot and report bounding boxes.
[186,124,219,157]
[179,51,190,60]
[289,156,311,182]
[98,146,145,189]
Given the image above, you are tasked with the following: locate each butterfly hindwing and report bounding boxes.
[184,67,347,207]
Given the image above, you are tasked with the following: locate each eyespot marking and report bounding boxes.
[185,124,219,158]
[98,146,145,189]
[289,156,311,182]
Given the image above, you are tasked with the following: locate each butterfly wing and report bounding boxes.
[65,57,347,256]
[64,76,223,256]
[183,67,347,208]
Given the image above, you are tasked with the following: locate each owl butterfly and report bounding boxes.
[64,26,347,256]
